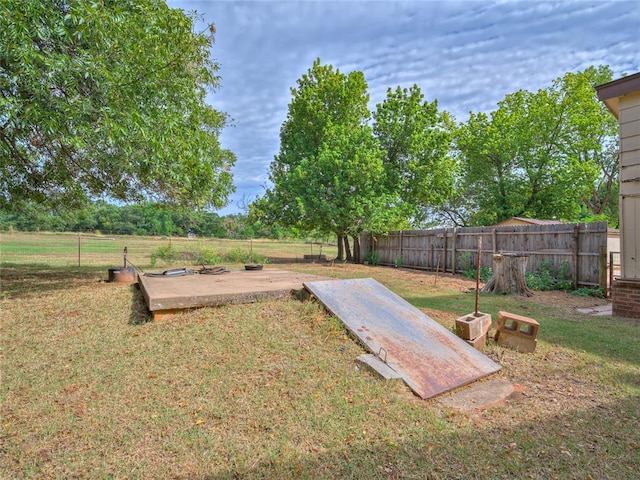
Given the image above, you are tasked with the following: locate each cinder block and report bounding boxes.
[497,333,537,353]
[465,334,487,352]
[497,311,539,340]
[455,313,492,340]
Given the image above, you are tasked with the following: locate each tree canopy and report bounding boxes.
[258,59,398,260]
[256,60,455,259]
[436,66,618,227]
[373,85,456,223]
[0,0,235,209]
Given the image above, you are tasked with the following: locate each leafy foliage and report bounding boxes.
[571,287,605,298]
[0,199,314,239]
[525,261,573,291]
[365,250,381,266]
[257,60,454,260]
[0,0,235,209]
[373,85,456,222]
[437,66,618,227]
[149,244,266,266]
[258,59,396,259]
[458,252,493,282]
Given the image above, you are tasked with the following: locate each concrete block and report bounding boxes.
[497,332,537,353]
[465,334,486,352]
[455,312,492,340]
[497,311,539,340]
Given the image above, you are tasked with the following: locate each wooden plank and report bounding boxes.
[304,278,501,399]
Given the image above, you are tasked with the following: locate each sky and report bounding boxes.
[166,0,639,216]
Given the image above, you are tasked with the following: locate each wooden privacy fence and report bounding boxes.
[360,222,609,290]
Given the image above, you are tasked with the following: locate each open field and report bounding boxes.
[0,232,337,268]
[1,251,639,478]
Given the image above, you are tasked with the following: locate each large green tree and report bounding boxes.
[0,0,235,209]
[443,66,618,226]
[373,85,456,223]
[258,59,396,261]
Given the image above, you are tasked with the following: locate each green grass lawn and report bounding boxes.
[1,249,639,479]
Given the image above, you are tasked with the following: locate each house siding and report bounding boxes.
[619,91,640,279]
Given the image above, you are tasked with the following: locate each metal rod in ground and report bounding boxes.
[434,255,440,286]
[475,237,482,315]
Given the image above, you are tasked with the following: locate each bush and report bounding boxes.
[223,247,267,264]
[196,248,223,266]
[366,250,380,266]
[526,261,572,291]
[150,244,179,265]
[571,287,605,298]
[151,245,226,266]
[459,252,492,282]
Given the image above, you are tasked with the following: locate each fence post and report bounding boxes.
[430,243,435,271]
[443,229,449,273]
[599,245,608,294]
[452,227,457,274]
[78,232,81,267]
[572,224,580,289]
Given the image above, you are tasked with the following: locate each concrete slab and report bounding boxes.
[576,304,612,316]
[356,354,403,381]
[438,378,516,410]
[139,268,327,320]
[304,278,501,399]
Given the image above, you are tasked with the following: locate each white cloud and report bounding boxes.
[168,0,640,215]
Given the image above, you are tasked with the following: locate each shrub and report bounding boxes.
[196,248,223,265]
[366,250,380,266]
[223,247,267,264]
[150,244,179,265]
[458,253,492,282]
[571,287,605,298]
[526,261,572,291]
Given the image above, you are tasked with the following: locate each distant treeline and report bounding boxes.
[0,201,304,239]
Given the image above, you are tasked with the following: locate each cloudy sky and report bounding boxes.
[166,0,639,215]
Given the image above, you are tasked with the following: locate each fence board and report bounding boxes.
[361,222,608,289]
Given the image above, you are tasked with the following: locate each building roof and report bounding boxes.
[494,217,565,226]
[596,71,640,118]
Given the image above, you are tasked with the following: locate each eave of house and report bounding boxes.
[596,72,640,118]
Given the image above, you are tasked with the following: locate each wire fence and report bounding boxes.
[0,232,337,269]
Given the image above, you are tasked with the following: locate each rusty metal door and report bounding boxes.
[304,278,501,399]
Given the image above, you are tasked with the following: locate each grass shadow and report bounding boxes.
[128,283,152,325]
[0,264,108,299]
[199,395,640,480]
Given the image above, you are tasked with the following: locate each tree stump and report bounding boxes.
[481,253,534,297]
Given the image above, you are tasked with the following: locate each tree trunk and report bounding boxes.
[343,235,353,262]
[336,233,345,261]
[481,253,534,297]
[351,235,361,263]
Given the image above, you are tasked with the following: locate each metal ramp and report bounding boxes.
[303,278,501,399]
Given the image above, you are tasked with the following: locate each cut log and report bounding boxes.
[481,253,534,297]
